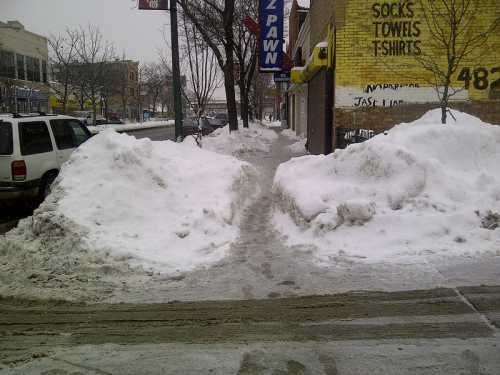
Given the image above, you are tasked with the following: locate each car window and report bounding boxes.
[19,121,53,155]
[50,119,91,149]
[0,122,13,155]
[67,120,90,146]
[50,119,76,150]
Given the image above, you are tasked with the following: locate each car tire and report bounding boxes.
[39,172,58,200]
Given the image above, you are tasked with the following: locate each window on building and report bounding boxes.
[42,60,48,83]
[16,54,25,80]
[26,56,35,81]
[33,58,41,82]
[129,87,135,96]
[0,50,16,79]
[19,121,53,155]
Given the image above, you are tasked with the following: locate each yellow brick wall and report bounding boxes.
[325,0,500,106]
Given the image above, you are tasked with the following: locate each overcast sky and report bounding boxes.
[1,0,171,63]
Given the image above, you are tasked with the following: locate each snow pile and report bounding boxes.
[0,130,258,299]
[281,129,306,154]
[88,120,174,134]
[273,109,500,263]
[201,121,278,156]
[262,120,282,128]
[281,129,302,140]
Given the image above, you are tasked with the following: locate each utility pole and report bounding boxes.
[170,0,183,141]
[138,0,183,138]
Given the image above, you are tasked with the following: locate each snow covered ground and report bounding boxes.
[199,121,279,156]
[281,129,307,154]
[273,109,500,264]
[87,120,174,134]
[0,130,258,301]
[261,120,283,128]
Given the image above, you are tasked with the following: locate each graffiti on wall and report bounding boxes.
[354,82,418,107]
[336,82,469,107]
[371,1,422,57]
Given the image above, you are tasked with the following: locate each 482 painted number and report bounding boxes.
[457,67,500,90]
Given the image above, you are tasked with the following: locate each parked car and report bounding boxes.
[0,114,91,201]
[208,112,228,128]
[182,117,215,137]
[95,118,124,125]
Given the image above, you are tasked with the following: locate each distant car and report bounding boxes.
[182,118,215,137]
[209,113,228,128]
[0,114,91,201]
[94,119,124,125]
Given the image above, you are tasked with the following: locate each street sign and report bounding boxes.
[243,16,260,36]
[273,72,290,83]
[138,0,168,10]
[258,0,284,72]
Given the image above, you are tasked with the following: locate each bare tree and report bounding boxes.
[180,13,223,118]
[48,29,79,114]
[234,0,258,128]
[249,72,273,121]
[74,25,116,125]
[178,0,239,131]
[416,0,500,124]
[142,62,167,115]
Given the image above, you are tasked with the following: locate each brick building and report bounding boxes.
[0,21,49,113]
[106,60,140,121]
[289,0,500,154]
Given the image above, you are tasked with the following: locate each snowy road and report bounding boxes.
[1,286,499,374]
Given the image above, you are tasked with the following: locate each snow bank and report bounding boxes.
[273,109,500,263]
[281,129,306,154]
[288,139,307,154]
[0,130,258,300]
[261,120,282,128]
[201,121,278,156]
[281,129,302,141]
[88,120,174,134]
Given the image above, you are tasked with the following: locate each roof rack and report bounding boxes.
[9,112,59,119]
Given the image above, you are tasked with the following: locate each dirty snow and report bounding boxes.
[261,120,283,129]
[200,121,279,156]
[281,129,302,141]
[0,130,258,300]
[273,109,500,263]
[281,129,306,154]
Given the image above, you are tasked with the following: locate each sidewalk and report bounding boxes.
[1,128,499,374]
[92,128,499,304]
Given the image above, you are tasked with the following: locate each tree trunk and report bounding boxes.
[223,0,238,132]
[239,81,249,128]
[441,76,451,124]
[224,53,238,131]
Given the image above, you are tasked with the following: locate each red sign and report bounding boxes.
[243,16,260,36]
[138,0,168,10]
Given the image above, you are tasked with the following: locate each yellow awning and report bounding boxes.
[291,26,334,84]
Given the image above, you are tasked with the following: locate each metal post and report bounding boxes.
[170,0,183,141]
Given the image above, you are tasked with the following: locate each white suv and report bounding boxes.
[0,114,91,200]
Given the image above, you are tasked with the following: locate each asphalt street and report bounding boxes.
[126,126,176,141]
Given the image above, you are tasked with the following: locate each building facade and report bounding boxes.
[0,21,49,113]
[106,60,140,121]
[287,0,311,137]
[290,0,500,154]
